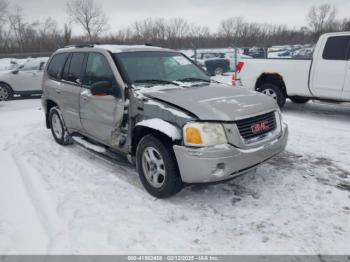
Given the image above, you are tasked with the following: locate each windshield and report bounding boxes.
[114,51,210,87]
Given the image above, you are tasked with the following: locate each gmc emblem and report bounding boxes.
[251,121,270,134]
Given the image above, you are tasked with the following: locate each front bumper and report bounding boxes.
[173,124,288,183]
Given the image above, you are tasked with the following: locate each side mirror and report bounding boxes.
[12,70,19,74]
[91,81,116,96]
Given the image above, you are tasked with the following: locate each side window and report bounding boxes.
[322,36,350,60]
[47,53,69,80]
[83,53,116,87]
[62,53,86,83]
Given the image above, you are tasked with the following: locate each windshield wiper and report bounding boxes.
[175,77,210,83]
[134,79,179,86]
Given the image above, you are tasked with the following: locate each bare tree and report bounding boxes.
[7,7,27,51]
[66,0,109,41]
[63,23,72,46]
[0,0,7,21]
[341,19,350,31]
[0,0,8,49]
[219,17,245,44]
[307,4,337,38]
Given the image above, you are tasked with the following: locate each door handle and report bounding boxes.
[55,89,61,94]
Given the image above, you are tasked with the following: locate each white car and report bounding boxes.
[0,58,48,100]
[238,32,350,107]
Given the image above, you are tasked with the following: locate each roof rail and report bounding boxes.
[64,43,101,48]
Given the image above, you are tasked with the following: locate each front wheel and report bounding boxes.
[49,107,71,145]
[259,83,286,108]
[136,134,183,198]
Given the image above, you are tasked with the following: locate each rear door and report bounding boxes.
[58,52,86,131]
[79,52,123,146]
[311,35,350,99]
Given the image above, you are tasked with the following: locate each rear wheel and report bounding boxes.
[136,134,183,198]
[214,67,224,75]
[0,84,14,101]
[49,107,71,145]
[259,83,286,108]
[289,96,310,104]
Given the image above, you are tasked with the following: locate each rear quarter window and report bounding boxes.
[47,53,69,80]
[322,36,350,60]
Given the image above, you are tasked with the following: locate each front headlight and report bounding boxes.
[183,122,227,147]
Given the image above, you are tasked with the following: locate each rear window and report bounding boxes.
[322,36,350,60]
[47,53,69,80]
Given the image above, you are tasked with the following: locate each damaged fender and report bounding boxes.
[135,118,182,141]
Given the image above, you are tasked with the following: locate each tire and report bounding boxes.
[259,83,286,108]
[0,84,14,101]
[214,67,224,75]
[136,134,183,198]
[289,96,310,104]
[49,107,71,145]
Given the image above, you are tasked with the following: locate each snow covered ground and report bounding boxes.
[0,93,350,254]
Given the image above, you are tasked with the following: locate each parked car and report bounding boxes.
[0,58,48,100]
[191,52,230,75]
[292,47,314,59]
[237,32,350,107]
[42,44,288,198]
[248,47,266,58]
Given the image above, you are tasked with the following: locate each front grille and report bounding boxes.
[236,111,277,140]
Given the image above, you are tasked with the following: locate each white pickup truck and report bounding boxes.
[238,32,350,107]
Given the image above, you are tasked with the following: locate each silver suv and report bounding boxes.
[41,44,288,198]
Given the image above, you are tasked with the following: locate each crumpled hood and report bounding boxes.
[142,83,277,121]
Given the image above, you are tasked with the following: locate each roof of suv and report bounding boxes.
[58,44,174,54]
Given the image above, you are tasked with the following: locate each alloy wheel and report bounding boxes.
[142,147,166,188]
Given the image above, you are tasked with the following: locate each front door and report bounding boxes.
[11,60,43,92]
[312,35,350,99]
[79,52,123,146]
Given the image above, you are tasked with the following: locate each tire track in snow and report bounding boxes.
[12,153,74,254]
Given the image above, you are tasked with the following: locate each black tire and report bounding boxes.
[289,96,310,104]
[259,83,286,108]
[136,134,183,198]
[214,67,224,75]
[0,84,14,101]
[49,107,71,146]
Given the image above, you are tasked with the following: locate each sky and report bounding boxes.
[8,0,350,34]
